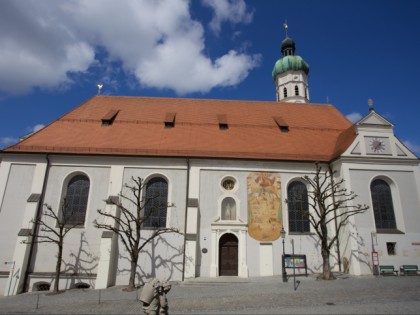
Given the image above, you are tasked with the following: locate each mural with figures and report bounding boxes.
[247,172,282,241]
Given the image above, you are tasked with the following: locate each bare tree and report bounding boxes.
[93,176,181,290]
[299,163,369,280]
[23,200,79,293]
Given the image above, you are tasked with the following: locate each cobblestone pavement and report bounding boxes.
[1,274,420,314]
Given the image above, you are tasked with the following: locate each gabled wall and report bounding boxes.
[336,110,420,275]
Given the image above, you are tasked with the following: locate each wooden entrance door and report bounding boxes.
[219,233,238,276]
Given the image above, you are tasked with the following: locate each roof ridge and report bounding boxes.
[93,95,334,107]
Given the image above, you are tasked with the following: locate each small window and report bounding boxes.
[71,282,90,289]
[295,85,299,96]
[273,117,289,133]
[283,87,288,98]
[386,242,396,255]
[101,109,119,126]
[217,114,228,130]
[221,197,236,220]
[222,178,235,191]
[144,177,168,228]
[33,281,51,292]
[164,112,176,128]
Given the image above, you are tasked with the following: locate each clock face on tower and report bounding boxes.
[369,138,385,153]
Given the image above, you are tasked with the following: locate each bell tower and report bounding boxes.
[272,24,310,103]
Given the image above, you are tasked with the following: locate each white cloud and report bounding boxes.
[32,124,45,132]
[403,140,420,156]
[0,0,259,96]
[0,137,18,147]
[202,0,253,34]
[346,112,363,123]
[0,1,94,94]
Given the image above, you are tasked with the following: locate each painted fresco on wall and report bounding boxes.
[247,172,282,241]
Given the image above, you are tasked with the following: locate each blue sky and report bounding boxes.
[1,0,420,156]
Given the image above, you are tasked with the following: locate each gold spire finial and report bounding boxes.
[284,21,288,37]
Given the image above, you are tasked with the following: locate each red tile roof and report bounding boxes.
[3,96,356,162]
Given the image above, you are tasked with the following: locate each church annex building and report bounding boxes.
[1,31,419,296]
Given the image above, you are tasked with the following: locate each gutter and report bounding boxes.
[181,158,190,281]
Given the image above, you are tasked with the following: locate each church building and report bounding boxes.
[1,29,419,296]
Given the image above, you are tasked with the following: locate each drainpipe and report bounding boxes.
[181,158,190,281]
[328,163,342,272]
[22,154,51,292]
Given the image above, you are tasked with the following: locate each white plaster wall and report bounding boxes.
[0,164,35,295]
[198,169,249,277]
[114,165,187,286]
[28,163,110,290]
[196,160,327,278]
[4,151,419,292]
[343,165,420,275]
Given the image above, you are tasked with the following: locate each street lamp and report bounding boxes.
[281,227,287,282]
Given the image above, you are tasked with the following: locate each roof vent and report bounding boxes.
[273,116,289,132]
[164,112,176,128]
[217,114,228,130]
[101,109,119,126]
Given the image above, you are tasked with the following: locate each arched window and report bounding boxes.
[371,179,396,230]
[283,87,288,98]
[221,197,236,220]
[144,177,168,228]
[295,85,299,96]
[64,174,90,225]
[287,181,310,232]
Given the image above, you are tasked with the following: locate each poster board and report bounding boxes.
[283,254,308,276]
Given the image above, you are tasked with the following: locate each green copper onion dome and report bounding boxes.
[272,35,309,80]
[272,55,309,79]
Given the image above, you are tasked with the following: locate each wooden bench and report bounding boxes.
[379,265,398,276]
[399,265,419,276]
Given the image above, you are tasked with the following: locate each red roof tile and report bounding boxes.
[3,96,355,162]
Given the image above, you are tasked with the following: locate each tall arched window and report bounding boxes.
[144,177,168,228]
[283,87,288,98]
[371,179,396,230]
[64,174,90,225]
[295,85,299,96]
[221,197,236,220]
[287,181,310,232]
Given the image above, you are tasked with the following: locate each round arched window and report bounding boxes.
[222,178,235,191]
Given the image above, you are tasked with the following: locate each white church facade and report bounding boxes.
[0,32,419,296]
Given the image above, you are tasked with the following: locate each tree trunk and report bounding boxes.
[320,217,335,280]
[321,247,334,280]
[54,242,63,292]
[128,257,138,289]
